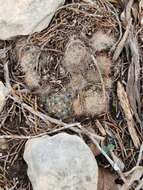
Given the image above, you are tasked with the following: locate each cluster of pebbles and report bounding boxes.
[15,30,115,119]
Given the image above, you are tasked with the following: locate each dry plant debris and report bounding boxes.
[117,82,140,148]
[0,0,143,190]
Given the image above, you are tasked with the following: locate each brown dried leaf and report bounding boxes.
[89,143,101,156]
[127,30,141,122]
[117,82,140,148]
[98,168,118,190]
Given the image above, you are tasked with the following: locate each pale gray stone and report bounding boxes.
[0,0,65,40]
[24,133,98,190]
[0,81,9,112]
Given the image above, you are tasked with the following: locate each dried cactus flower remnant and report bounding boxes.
[63,36,113,116]
[85,55,112,88]
[63,38,90,75]
[90,31,115,52]
[19,47,40,88]
[15,32,114,120]
[15,33,114,120]
[73,87,108,115]
[84,89,107,115]
[42,90,74,119]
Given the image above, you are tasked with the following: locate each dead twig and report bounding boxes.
[125,0,134,21]
[113,19,132,61]
[136,143,143,166]
[0,135,31,140]
[113,0,134,61]
[117,82,140,148]
[6,181,18,190]
[0,123,81,140]
[9,94,64,126]
[135,180,143,190]
[0,102,15,128]
[4,61,11,91]
[126,28,141,123]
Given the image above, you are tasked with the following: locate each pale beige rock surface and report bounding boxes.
[0,81,9,112]
[24,133,98,190]
[0,0,65,40]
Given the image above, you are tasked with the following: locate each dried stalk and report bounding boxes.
[136,143,143,166]
[117,82,140,148]
[113,19,132,61]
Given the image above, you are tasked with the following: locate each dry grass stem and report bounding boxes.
[117,82,140,148]
[113,19,132,61]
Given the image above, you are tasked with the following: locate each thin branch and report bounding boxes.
[125,0,134,21]
[9,95,65,126]
[0,135,31,140]
[117,82,140,148]
[136,143,143,166]
[113,19,132,61]
[135,180,143,190]
[4,61,11,90]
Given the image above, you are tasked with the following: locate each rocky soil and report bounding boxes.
[0,0,143,190]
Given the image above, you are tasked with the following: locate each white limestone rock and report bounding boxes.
[24,133,98,190]
[0,81,9,112]
[0,0,65,40]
